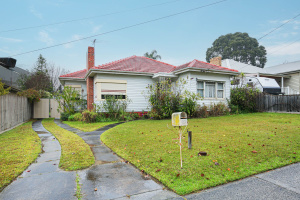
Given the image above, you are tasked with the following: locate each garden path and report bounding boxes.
[54,120,179,200]
[0,120,76,200]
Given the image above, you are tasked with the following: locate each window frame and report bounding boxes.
[95,79,127,101]
[196,79,225,99]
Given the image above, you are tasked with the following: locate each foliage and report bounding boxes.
[144,50,161,60]
[102,96,131,120]
[229,87,261,113]
[17,88,41,102]
[0,121,41,190]
[206,32,267,68]
[74,112,83,121]
[42,118,94,170]
[54,86,84,115]
[68,114,75,121]
[195,103,229,118]
[0,79,10,96]
[63,121,118,132]
[60,112,70,121]
[101,113,300,195]
[82,110,98,123]
[146,78,200,119]
[17,54,54,92]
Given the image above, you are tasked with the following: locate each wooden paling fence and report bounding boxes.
[0,93,32,132]
[256,93,300,112]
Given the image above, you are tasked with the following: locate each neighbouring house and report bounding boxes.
[220,58,300,95]
[59,47,239,112]
[0,57,29,92]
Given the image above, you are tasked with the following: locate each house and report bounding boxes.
[220,58,300,95]
[59,47,239,112]
[0,58,29,92]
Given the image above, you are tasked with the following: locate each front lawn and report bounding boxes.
[101,113,300,195]
[42,119,94,170]
[0,121,41,190]
[63,121,117,132]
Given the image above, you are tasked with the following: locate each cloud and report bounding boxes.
[267,42,300,56]
[0,48,11,54]
[92,25,102,34]
[29,6,43,19]
[0,36,23,43]
[38,31,54,45]
[63,34,82,48]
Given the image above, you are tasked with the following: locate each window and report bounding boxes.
[197,81,204,97]
[95,79,127,100]
[197,81,224,99]
[65,85,82,98]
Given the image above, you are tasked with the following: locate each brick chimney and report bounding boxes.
[86,46,94,111]
[210,56,222,66]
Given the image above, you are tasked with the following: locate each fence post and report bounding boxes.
[188,131,192,149]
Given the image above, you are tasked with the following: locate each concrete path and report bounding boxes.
[0,120,76,200]
[54,120,179,200]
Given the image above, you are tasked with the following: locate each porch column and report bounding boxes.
[281,77,284,88]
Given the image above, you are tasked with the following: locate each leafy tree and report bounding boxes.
[144,50,161,60]
[0,79,10,96]
[17,54,54,92]
[206,32,267,68]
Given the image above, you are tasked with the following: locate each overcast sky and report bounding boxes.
[1,0,300,73]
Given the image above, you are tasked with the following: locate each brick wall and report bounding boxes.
[86,47,94,111]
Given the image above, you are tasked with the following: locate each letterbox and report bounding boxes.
[172,112,188,126]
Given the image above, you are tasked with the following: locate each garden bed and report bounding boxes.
[101,113,300,195]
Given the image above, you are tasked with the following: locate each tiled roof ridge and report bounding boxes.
[60,69,87,78]
[94,55,137,69]
[194,59,239,72]
[136,56,177,68]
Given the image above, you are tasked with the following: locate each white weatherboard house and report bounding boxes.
[59,47,239,112]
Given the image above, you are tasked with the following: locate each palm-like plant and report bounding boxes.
[144,50,161,60]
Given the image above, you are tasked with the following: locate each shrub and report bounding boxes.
[74,113,83,121]
[195,103,229,118]
[0,79,10,96]
[68,115,75,121]
[209,103,230,116]
[230,87,260,113]
[17,88,41,102]
[102,96,131,120]
[195,104,209,118]
[82,110,97,123]
[146,78,200,120]
[61,112,70,121]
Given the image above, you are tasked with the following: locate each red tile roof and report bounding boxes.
[60,69,87,78]
[93,55,176,73]
[172,59,238,72]
[59,57,238,79]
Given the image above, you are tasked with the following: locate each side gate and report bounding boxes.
[33,99,61,119]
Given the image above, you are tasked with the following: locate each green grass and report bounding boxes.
[101,113,300,195]
[42,118,94,170]
[75,173,82,200]
[0,121,41,190]
[63,121,118,132]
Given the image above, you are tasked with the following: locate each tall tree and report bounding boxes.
[17,54,53,92]
[144,50,162,60]
[206,32,267,68]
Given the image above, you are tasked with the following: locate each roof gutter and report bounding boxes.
[85,68,154,80]
[173,67,240,75]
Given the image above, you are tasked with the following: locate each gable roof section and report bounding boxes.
[173,59,238,73]
[264,60,300,74]
[60,69,87,79]
[92,55,176,73]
